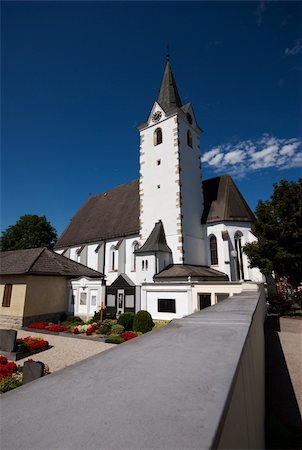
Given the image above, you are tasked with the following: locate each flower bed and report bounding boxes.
[27,322,48,329]
[0,356,17,380]
[121,331,138,341]
[17,336,49,352]
[45,325,68,332]
[73,323,98,335]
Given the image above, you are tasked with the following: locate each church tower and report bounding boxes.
[137,57,207,265]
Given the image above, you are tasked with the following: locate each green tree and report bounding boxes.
[0,215,57,251]
[244,179,302,286]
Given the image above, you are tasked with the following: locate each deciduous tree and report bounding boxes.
[0,215,57,251]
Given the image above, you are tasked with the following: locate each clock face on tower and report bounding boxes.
[152,111,162,122]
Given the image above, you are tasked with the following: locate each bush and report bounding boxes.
[117,312,134,331]
[105,336,124,344]
[45,325,68,332]
[66,315,84,323]
[111,324,125,335]
[133,311,155,333]
[99,323,111,335]
[91,311,101,322]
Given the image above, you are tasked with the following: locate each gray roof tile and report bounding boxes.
[0,248,103,278]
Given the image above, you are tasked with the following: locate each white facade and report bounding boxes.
[55,59,265,320]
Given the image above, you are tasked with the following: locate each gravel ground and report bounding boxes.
[14,329,115,373]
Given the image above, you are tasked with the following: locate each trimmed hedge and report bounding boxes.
[105,335,124,344]
[117,312,134,331]
[133,311,155,333]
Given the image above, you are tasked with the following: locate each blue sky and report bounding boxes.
[1,1,301,237]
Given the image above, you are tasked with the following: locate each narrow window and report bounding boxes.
[145,260,148,270]
[157,185,161,189]
[154,128,163,146]
[158,299,176,313]
[210,235,218,265]
[110,245,117,271]
[157,159,161,165]
[234,232,245,280]
[187,130,192,148]
[132,242,139,271]
[142,260,145,270]
[2,284,12,307]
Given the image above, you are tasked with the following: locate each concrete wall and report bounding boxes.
[0,287,266,450]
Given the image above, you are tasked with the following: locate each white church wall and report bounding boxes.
[104,239,119,285]
[124,235,140,284]
[178,117,206,265]
[139,112,183,264]
[206,222,264,282]
[86,244,99,271]
[141,283,193,320]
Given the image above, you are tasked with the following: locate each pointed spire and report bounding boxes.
[157,54,182,111]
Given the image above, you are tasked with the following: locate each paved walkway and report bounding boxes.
[265,317,302,449]
[15,329,115,372]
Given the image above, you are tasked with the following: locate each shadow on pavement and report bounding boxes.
[265,316,302,449]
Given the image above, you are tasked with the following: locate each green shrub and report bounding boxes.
[91,311,101,322]
[66,315,84,323]
[99,323,112,335]
[111,324,125,335]
[105,335,124,344]
[117,312,134,331]
[133,311,155,333]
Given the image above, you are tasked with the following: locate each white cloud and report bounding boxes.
[254,1,268,26]
[201,135,302,177]
[285,38,302,56]
[224,150,245,165]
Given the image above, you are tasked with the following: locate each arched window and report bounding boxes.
[154,128,163,146]
[209,235,218,265]
[142,260,145,271]
[234,232,245,280]
[145,260,148,270]
[187,130,192,148]
[132,241,139,271]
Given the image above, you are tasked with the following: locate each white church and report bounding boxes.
[54,57,263,320]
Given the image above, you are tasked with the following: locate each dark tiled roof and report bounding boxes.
[0,248,103,278]
[54,175,254,249]
[55,180,139,248]
[154,264,229,281]
[135,221,171,254]
[157,61,182,112]
[201,175,255,224]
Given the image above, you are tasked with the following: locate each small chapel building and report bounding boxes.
[54,57,263,320]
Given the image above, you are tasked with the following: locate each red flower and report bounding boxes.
[121,331,138,341]
[0,360,17,379]
[45,325,68,332]
[17,337,49,351]
[0,355,8,365]
[27,322,48,329]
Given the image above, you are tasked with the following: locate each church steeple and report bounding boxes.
[157,58,182,111]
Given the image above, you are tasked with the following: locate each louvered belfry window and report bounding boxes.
[2,284,12,307]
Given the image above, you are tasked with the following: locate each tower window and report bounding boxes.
[157,159,161,165]
[209,235,218,265]
[157,185,161,189]
[154,128,163,146]
[187,130,193,148]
